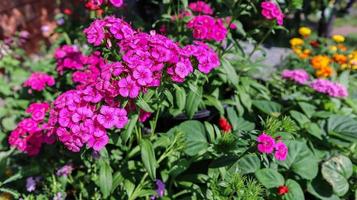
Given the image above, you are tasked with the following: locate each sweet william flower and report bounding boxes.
[274,141,288,160]
[109,0,123,8]
[281,69,309,84]
[118,76,141,98]
[261,1,284,25]
[257,133,275,154]
[23,72,55,92]
[188,1,213,15]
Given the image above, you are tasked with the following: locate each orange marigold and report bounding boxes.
[338,44,347,51]
[316,66,333,78]
[311,55,330,69]
[333,54,347,65]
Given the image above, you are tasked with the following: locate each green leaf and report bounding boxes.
[238,91,252,111]
[255,168,284,188]
[236,117,255,131]
[290,110,310,127]
[307,176,341,200]
[298,102,316,118]
[121,114,139,144]
[284,179,305,200]
[174,85,186,113]
[321,155,353,196]
[185,89,202,119]
[3,172,22,185]
[1,116,17,131]
[204,96,224,115]
[253,100,281,117]
[178,120,208,156]
[279,141,318,180]
[111,172,124,193]
[231,154,260,174]
[305,123,323,140]
[327,115,357,143]
[291,0,303,9]
[0,187,20,198]
[136,98,154,113]
[98,158,113,198]
[220,58,239,86]
[140,139,157,180]
[227,107,239,131]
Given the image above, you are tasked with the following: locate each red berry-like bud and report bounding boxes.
[218,117,232,133]
[277,185,289,195]
[310,40,319,48]
[64,8,72,15]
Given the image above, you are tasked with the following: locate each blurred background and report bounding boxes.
[0,0,356,55]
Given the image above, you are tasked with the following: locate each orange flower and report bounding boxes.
[316,66,333,78]
[333,54,347,64]
[338,44,347,51]
[311,55,330,69]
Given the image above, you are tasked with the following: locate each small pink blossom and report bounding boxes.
[26,103,50,122]
[281,69,310,84]
[23,72,55,92]
[188,1,213,15]
[257,133,275,154]
[118,76,141,98]
[274,141,288,160]
[109,0,123,8]
[261,1,284,25]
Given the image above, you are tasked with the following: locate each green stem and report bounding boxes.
[248,26,274,59]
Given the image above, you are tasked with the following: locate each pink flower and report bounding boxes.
[26,103,50,122]
[257,133,275,154]
[281,69,309,84]
[187,15,228,42]
[133,66,153,86]
[84,19,106,46]
[261,1,284,25]
[118,76,141,98]
[183,41,220,74]
[23,72,55,92]
[87,129,109,151]
[274,141,288,160]
[139,110,152,123]
[19,118,40,133]
[96,106,117,129]
[114,108,128,128]
[54,45,84,74]
[109,0,123,8]
[188,1,213,15]
[310,79,348,98]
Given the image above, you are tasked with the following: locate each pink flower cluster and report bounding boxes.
[257,133,288,160]
[54,45,83,74]
[310,79,348,98]
[188,1,213,15]
[23,72,55,92]
[71,51,105,89]
[8,102,54,156]
[83,16,219,96]
[187,15,228,42]
[261,1,284,25]
[281,69,310,84]
[47,89,128,152]
[84,16,135,46]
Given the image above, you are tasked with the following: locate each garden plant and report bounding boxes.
[0,0,356,200]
